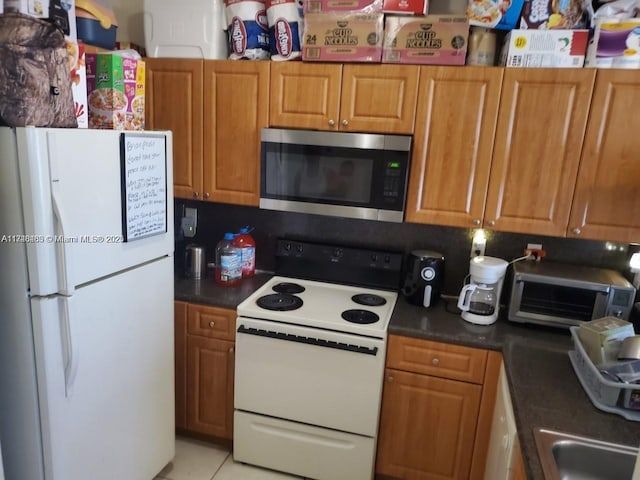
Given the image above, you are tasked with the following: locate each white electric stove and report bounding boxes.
[233,239,403,480]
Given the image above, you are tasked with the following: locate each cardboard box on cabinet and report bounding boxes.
[382,0,428,15]
[382,15,468,64]
[499,29,588,67]
[584,18,640,69]
[303,0,383,14]
[86,53,145,130]
[302,12,384,62]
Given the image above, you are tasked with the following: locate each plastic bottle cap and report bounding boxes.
[224,233,235,240]
[238,227,251,234]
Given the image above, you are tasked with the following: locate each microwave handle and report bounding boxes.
[514,275,610,293]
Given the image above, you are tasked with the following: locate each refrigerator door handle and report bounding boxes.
[61,297,79,398]
[51,187,74,295]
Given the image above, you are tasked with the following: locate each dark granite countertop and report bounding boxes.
[175,275,640,479]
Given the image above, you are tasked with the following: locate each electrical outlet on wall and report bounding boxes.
[181,207,197,238]
[470,229,486,258]
[525,243,545,260]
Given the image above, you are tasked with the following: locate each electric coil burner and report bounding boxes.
[256,293,303,311]
[235,239,403,480]
[341,309,380,324]
[352,293,387,307]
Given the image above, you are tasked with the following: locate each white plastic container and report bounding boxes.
[143,0,228,59]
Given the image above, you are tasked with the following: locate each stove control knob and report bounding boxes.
[284,243,292,251]
[333,248,343,259]
[371,254,378,262]
[296,244,304,253]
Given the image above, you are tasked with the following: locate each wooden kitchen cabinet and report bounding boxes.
[203,61,269,206]
[174,301,188,431]
[269,62,419,134]
[146,59,268,205]
[568,70,640,243]
[376,335,501,480]
[405,67,503,227]
[485,68,595,237]
[174,302,236,441]
[146,59,203,200]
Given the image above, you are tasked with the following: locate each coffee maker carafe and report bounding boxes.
[457,256,508,325]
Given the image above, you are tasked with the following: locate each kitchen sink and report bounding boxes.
[534,428,638,480]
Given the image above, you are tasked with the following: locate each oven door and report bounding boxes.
[234,317,386,437]
[260,128,411,222]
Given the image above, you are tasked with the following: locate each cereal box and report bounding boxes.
[467,0,525,30]
[303,0,382,13]
[382,15,468,64]
[302,12,384,62]
[519,0,590,30]
[499,29,588,67]
[87,53,145,130]
[69,41,88,128]
[383,0,428,15]
[584,18,640,69]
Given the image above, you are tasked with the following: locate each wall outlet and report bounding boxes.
[181,207,197,238]
[470,230,486,258]
[524,243,545,260]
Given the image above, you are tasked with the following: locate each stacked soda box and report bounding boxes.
[300,0,470,64]
[85,52,145,130]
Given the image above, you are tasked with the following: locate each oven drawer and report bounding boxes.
[234,317,386,437]
[386,335,487,384]
[234,411,375,480]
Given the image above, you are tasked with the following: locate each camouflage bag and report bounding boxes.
[0,13,77,127]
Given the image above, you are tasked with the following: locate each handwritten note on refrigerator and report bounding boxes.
[120,133,167,242]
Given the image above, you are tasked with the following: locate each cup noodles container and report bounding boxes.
[499,29,589,67]
[519,0,590,29]
[382,15,468,64]
[467,0,525,30]
[302,12,383,61]
[383,0,428,15]
[303,0,382,14]
[584,18,640,69]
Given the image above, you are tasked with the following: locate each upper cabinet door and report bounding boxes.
[405,67,502,227]
[485,69,595,236]
[269,62,342,130]
[568,70,640,243]
[340,64,419,134]
[145,59,203,200]
[203,61,269,206]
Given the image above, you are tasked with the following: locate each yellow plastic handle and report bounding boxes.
[76,0,115,29]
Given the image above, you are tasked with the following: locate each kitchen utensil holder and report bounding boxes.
[569,327,640,421]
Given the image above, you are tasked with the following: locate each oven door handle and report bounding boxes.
[237,324,379,356]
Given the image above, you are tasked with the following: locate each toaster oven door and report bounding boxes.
[508,278,610,327]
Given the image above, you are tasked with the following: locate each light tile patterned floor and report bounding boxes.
[155,437,303,480]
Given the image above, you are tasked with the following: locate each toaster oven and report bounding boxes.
[508,261,636,328]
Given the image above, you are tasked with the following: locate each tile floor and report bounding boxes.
[155,436,304,480]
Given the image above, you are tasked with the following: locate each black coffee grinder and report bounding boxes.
[402,250,445,307]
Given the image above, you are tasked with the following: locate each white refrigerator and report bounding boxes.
[0,127,175,480]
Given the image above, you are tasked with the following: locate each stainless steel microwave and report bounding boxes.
[259,128,412,222]
[508,261,636,328]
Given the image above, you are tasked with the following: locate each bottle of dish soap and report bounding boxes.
[234,226,256,278]
[215,233,242,286]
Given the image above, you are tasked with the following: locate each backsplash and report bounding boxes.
[175,199,638,297]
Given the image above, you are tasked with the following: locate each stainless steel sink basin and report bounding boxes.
[534,428,638,480]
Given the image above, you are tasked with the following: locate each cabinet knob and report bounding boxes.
[204,192,210,199]
[432,357,440,366]
[209,321,215,328]
[487,220,496,227]
[328,119,335,127]
[193,192,199,198]
[341,119,349,127]
[472,219,481,226]
[572,227,582,235]
[387,376,394,382]
[229,347,235,354]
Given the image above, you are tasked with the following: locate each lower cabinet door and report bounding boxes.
[187,335,235,439]
[376,368,482,480]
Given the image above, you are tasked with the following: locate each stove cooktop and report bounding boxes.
[236,276,398,339]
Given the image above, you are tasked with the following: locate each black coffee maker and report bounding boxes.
[402,250,445,307]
